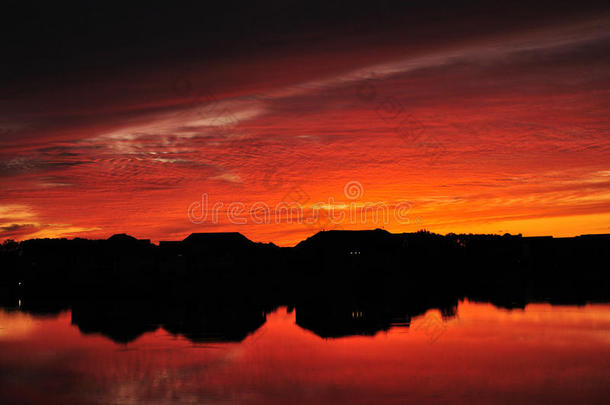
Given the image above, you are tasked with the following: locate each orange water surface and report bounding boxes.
[0,301,609,405]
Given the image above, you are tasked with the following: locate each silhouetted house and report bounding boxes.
[572,234,610,269]
[104,234,155,275]
[158,241,187,276]
[294,229,404,271]
[521,236,554,266]
[577,233,610,252]
[159,240,183,252]
[399,230,454,260]
[182,232,255,272]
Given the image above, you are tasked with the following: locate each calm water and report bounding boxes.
[1,301,609,405]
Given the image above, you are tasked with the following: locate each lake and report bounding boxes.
[0,300,609,404]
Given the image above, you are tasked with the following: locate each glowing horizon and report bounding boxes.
[1,13,610,246]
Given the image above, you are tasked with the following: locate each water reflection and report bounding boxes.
[0,301,609,405]
[295,299,457,339]
[4,297,462,344]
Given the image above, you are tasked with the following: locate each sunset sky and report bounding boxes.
[1,1,610,245]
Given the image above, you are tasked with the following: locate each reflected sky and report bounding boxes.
[0,301,609,405]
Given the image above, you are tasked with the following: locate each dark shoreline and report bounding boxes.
[1,229,608,343]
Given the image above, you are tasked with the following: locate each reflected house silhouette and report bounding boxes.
[71,300,160,344]
[296,306,408,338]
[162,302,267,343]
[70,299,269,344]
[295,298,459,339]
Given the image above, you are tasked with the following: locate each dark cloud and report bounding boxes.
[2,1,608,87]
[0,157,88,177]
[0,223,39,240]
[1,223,36,233]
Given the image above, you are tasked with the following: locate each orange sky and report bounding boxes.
[1,13,610,245]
